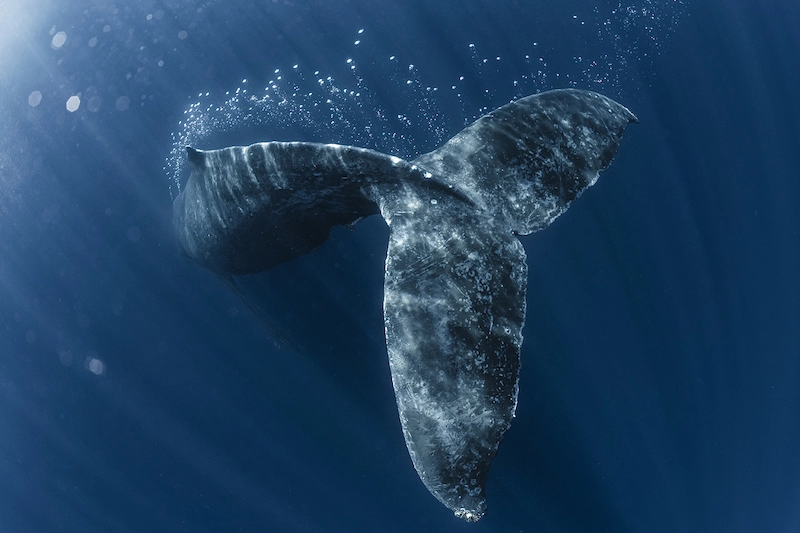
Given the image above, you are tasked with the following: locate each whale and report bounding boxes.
[173,89,637,521]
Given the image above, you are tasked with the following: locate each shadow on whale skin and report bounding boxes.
[173,89,637,521]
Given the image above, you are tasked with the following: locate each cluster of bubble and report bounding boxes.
[166,0,687,197]
[166,55,464,198]
[584,0,687,88]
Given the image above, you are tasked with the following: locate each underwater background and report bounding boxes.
[1,0,798,531]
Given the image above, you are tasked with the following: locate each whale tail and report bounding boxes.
[173,89,637,520]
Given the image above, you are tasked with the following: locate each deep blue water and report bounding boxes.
[1,0,799,531]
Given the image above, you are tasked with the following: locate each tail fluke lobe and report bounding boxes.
[383,204,527,521]
[412,89,638,235]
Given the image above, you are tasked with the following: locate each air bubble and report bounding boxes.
[51,31,67,49]
[66,95,80,112]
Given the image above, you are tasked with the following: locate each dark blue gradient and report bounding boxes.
[0,0,798,531]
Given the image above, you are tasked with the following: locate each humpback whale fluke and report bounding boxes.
[173,89,637,521]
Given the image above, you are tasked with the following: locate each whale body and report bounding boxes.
[173,89,637,521]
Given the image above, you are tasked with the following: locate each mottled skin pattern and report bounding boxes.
[174,142,465,275]
[173,89,636,521]
[382,205,526,520]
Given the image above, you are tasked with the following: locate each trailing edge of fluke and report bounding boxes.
[173,89,637,521]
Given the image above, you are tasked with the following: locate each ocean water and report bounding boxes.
[1,0,798,531]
